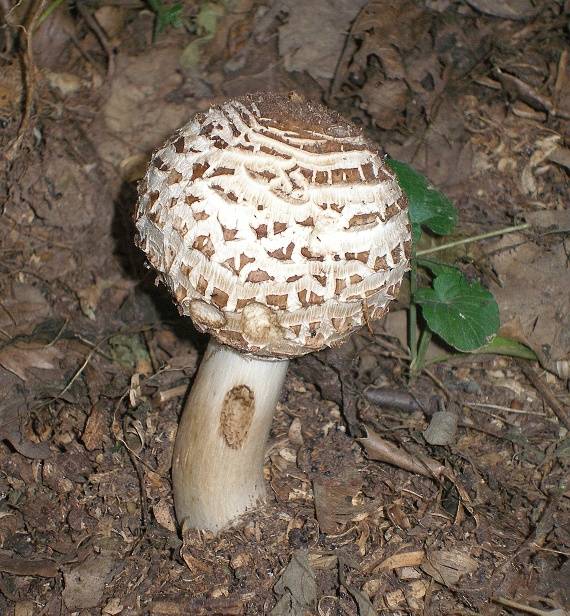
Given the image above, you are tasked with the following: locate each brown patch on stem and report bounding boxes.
[220,385,255,449]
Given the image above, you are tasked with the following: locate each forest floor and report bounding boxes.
[0,1,569,614]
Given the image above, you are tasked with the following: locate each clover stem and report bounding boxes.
[408,255,419,378]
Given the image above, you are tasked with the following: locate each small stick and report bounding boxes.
[76,2,115,79]
[492,596,558,616]
[416,223,530,257]
[518,360,570,430]
[152,384,187,405]
[468,401,547,417]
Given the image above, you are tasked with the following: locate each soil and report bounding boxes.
[0,1,569,615]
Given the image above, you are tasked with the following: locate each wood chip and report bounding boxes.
[373,550,425,573]
[82,402,107,450]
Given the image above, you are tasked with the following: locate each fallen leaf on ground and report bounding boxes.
[0,343,62,381]
[489,218,570,372]
[420,549,477,586]
[313,474,363,534]
[0,550,58,577]
[271,550,316,616]
[465,0,538,19]
[359,427,445,478]
[62,554,117,610]
[277,0,367,85]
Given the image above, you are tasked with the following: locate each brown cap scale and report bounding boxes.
[135,93,411,531]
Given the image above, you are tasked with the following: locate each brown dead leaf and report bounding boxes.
[465,0,538,19]
[313,475,364,534]
[0,282,50,336]
[307,552,338,571]
[153,500,177,532]
[360,80,409,130]
[24,156,97,228]
[386,501,412,530]
[489,220,570,370]
[548,146,570,171]
[276,0,367,86]
[0,550,58,577]
[44,70,84,96]
[0,343,62,381]
[359,427,445,478]
[420,549,478,586]
[14,601,36,616]
[0,62,22,114]
[94,6,126,39]
[62,554,117,610]
[95,47,189,168]
[181,550,213,575]
[76,275,127,320]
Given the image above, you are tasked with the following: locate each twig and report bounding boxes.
[57,344,100,399]
[125,447,149,533]
[416,223,530,257]
[518,360,570,430]
[3,0,46,162]
[423,368,451,401]
[465,403,518,427]
[76,2,115,79]
[467,401,547,417]
[492,596,561,616]
[152,384,187,405]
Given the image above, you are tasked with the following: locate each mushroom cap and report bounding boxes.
[135,93,411,359]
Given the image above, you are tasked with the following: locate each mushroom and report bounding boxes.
[134,92,412,532]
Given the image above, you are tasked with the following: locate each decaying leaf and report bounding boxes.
[362,549,426,575]
[153,499,177,532]
[276,0,367,85]
[359,427,445,478]
[420,549,478,586]
[489,217,570,372]
[313,474,364,534]
[0,397,52,459]
[271,550,316,616]
[465,0,537,19]
[0,282,50,335]
[345,585,375,616]
[62,554,117,610]
[0,343,62,381]
[0,550,58,577]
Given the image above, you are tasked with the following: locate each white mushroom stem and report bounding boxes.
[172,339,289,532]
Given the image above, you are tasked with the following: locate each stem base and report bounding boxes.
[172,340,289,532]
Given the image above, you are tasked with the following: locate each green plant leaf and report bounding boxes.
[475,336,537,360]
[386,158,457,240]
[414,270,499,352]
[417,258,460,278]
[147,0,183,39]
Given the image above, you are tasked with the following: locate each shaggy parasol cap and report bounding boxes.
[135,92,412,358]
